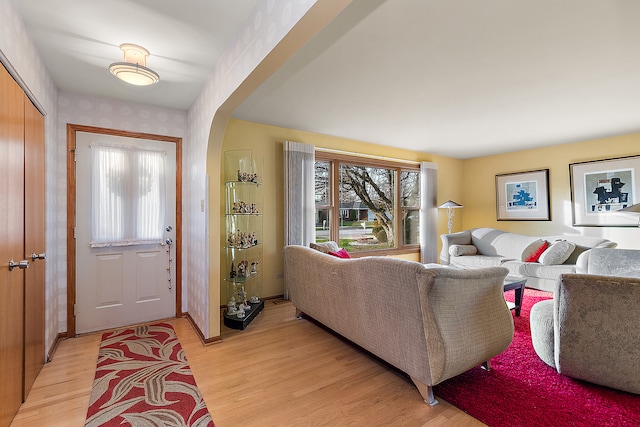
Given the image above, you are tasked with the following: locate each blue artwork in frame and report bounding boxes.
[496,169,550,221]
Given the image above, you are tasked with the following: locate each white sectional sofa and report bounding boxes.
[440,228,617,292]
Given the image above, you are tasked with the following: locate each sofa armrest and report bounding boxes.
[575,250,591,274]
[554,273,640,394]
[440,230,472,265]
[417,266,514,384]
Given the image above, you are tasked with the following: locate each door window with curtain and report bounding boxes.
[90,144,166,247]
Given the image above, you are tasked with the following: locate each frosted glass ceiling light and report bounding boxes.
[109,43,159,86]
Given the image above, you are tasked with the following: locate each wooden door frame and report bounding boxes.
[66,124,183,337]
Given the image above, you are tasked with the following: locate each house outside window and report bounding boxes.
[315,152,420,255]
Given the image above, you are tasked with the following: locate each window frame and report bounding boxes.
[315,151,420,257]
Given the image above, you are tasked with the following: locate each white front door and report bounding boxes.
[75,132,176,334]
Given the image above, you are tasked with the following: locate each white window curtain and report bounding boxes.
[420,162,438,264]
[284,141,315,297]
[91,145,166,247]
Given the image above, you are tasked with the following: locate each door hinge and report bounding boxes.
[73,304,76,316]
[74,227,76,239]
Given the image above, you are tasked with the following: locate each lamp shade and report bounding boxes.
[438,200,463,209]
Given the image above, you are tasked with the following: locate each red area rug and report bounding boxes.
[434,290,640,427]
[84,323,214,427]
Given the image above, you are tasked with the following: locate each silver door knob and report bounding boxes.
[8,259,29,271]
[31,252,46,261]
[165,238,173,246]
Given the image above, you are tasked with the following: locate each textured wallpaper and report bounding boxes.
[2,0,337,349]
[186,0,322,338]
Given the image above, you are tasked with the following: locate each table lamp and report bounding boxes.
[439,200,463,234]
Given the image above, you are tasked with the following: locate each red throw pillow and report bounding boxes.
[328,248,351,259]
[525,241,548,262]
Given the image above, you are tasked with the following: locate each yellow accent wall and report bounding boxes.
[220,119,462,302]
[218,119,640,309]
[461,133,640,249]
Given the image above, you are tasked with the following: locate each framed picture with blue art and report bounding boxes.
[569,155,640,226]
[496,169,550,221]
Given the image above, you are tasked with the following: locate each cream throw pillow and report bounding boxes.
[539,240,576,265]
[310,241,340,254]
[449,244,478,256]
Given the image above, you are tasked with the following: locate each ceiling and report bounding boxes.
[14,0,259,110]
[15,0,640,159]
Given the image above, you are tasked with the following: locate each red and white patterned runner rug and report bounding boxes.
[84,323,214,427]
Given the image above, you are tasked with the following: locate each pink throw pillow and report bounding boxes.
[524,241,548,262]
[328,248,351,259]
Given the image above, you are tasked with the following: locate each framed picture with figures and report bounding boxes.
[570,155,640,226]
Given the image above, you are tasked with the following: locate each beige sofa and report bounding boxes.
[440,228,617,292]
[282,245,514,405]
[530,248,640,394]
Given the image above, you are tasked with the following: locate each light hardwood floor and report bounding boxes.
[11,299,485,427]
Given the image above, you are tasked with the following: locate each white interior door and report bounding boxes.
[75,132,176,334]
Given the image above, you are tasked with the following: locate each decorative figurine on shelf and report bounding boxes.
[237,260,248,278]
[230,262,237,278]
[250,203,258,214]
[250,295,260,304]
[232,201,254,214]
[227,300,237,315]
[251,261,258,275]
[237,170,260,183]
[227,230,258,248]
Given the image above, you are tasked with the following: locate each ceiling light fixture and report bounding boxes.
[109,43,159,86]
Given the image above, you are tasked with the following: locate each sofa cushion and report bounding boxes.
[517,262,575,281]
[521,239,548,262]
[471,228,541,259]
[450,255,510,269]
[310,241,340,254]
[545,236,617,265]
[449,244,478,257]
[539,240,576,265]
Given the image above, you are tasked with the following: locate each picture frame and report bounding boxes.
[569,155,639,226]
[496,169,550,221]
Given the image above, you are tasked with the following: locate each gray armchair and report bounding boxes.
[530,248,640,394]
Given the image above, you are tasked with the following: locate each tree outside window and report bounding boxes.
[314,153,420,255]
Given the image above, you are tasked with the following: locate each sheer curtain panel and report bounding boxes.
[283,141,315,297]
[91,144,166,247]
[420,162,438,264]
